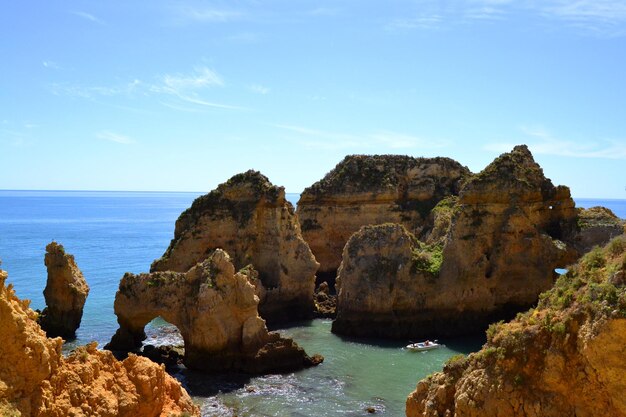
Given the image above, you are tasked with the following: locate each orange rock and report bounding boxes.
[39,241,90,339]
[0,268,199,417]
[406,235,626,417]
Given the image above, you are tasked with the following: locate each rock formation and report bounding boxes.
[38,241,89,339]
[333,146,580,338]
[297,154,471,285]
[151,170,318,323]
[572,206,625,253]
[332,223,445,337]
[0,268,198,417]
[108,249,322,374]
[406,234,626,417]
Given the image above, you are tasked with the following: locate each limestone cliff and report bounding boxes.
[0,268,198,417]
[406,235,626,417]
[436,144,579,324]
[151,170,318,323]
[333,146,580,338]
[332,223,441,337]
[572,206,625,253]
[108,249,321,374]
[297,155,471,283]
[38,242,89,339]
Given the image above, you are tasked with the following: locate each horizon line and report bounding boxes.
[0,189,623,200]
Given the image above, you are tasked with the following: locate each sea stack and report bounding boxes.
[108,249,322,374]
[39,241,89,339]
[0,267,199,417]
[151,170,319,324]
[333,145,581,338]
[297,154,470,286]
[406,234,626,417]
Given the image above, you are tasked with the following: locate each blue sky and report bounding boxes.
[1,0,625,198]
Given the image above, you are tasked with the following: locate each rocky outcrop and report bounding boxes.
[333,146,580,338]
[572,206,625,253]
[151,170,318,324]
[0,268,198,417]
[332,223,444,337]
[108,249,321,374]
[314,281,336,318]
[406,235,626,417]
[38,242,89,339]
[297,155,471,283]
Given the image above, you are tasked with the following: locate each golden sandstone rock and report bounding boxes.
[333,146,581,338]
[0,268,199,417]
[297,154,470,283]
[39,241,89,339]
[151,170,319,324]
[406,235,626,417]
[108,249,321,374]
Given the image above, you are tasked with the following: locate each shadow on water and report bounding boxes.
[176,368,253,397]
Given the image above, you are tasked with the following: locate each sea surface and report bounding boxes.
[1,191,624,416]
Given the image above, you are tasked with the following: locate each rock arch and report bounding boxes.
[106,249,320,374]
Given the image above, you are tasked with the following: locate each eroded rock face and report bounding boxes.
[437,145,579,320]
[332,224,439,337]
[151,170,318,323]
[406,235,626,417]
[572,206,625,253]
[297,155,471,282]
[108,249,321,374]
[333,146,580,338]
[38,241,89,339]
[0,268,198,417]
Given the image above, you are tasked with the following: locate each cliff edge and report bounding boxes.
[406,234,626,417]
[0,267,199,417]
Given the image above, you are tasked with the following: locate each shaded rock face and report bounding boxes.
[38,242,89,339]
[108,249,321,374]
[297,155,471,283]
[0,268,198,417]
[333,146,580,338]
[406,235,626,417]
[572,206,625,253]
[332,224,440,337]
[151,170,319,324]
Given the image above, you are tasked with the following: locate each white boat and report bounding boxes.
[406,340,441,351]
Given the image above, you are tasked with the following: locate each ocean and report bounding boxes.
[1,190,624,416]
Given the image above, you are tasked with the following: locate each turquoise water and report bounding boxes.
[0,191,624,416]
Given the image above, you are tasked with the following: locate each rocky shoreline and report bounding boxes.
[1,144,624,416]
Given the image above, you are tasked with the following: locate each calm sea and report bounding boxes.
[0,190,624,416]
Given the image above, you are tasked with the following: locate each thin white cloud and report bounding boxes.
[484,126,626,159]
[387,0,626,36]
[176,7,243,22]
[249,84,270,95]
[274,124,451,151]
[43,61,61,70]
[48,66,244,111]
[96,131,135,145]
[160,67,223,92]
[70,11,104,24]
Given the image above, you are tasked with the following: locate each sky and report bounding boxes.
[1,0,625,198]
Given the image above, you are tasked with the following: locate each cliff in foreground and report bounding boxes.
[406,234,626,417]
[0,267,199,417]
